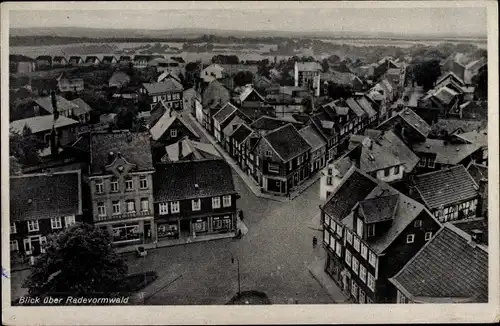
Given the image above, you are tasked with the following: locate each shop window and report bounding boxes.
[112,223,140,242]
[157,223,178,238]
[193,219,207,233]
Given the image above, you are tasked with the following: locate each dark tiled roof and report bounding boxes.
[390,223,488,303]
[250,116,289,131]
[359,194,399,223]
[35,55,52,62]
[10,54,34,62]
[213,103,238,124]
[412,138,482,165]
[102,56,117,63]
[143,79,183,95]
[414,165,478,210]
[323,169,378,220]
[35,95,78,114]
[398,108,431,138]
[430,118,487,136]
[345,98,367,118]
[53,56,66,63]
[264,124,311,162]
[231,123,254,143]
[298,125,326,152]
[89,131,153,175]
[10,170,82,222]
[355,96,377,118]
[451,218,488,245]
[154,160,236,202]
[467,163,488,184]
[85,56,100,63]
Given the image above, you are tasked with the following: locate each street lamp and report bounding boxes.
[231,256,241,297]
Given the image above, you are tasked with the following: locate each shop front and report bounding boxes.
[98,217,155,246]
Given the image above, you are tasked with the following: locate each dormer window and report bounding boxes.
[367,224,375,237]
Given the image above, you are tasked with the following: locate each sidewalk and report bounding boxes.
[307,255,349,304]
[186,113,321,203]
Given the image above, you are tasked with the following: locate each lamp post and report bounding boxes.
[231,256,241,297]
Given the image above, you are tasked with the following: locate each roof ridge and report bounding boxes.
[415,163,466,178]
[10,169,81,179]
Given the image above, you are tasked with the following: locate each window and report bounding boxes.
[141,198,149,212]
[167,94,172,101]
[159,203,169,215]
[139,175,148,189]
[326,177,333,185]
[414,220,422,227]
[406,234,415,244]
[51,217,62,230]
[222,195,232,207]
[398,291,408,304]
[95,179,103,194]
[384,167,391,177]
[212,197,221,209]
[328,168,333,175]
[360,244,368,260]
[359,264,367,284]
[336,224,343,236]
[289,161,293,171]
[125,178,134,191]
[112,201,121,215]
[27,220,39,232]
[368,251,377,267]
[110,178,119,192]
[351,280,358,299]
[65,215,76,227]
[192,199,201,211]
[126,200,136,213]
[345,249,352,266]
[356,219,363,237]
[323,230,330,245]
[352,257,359,275]
[346,230,353,244]
[335,240,342,257]
[10,240,19,252]
[171,201,180,213]
[170,129,177,137]
[418,157,427,167]
[297,155,303,165]
[394,165,400,174]
[353,237,360,252]
[265,150,272,157]
[367,224,375,237]
[367,273,375,291]
[268,163,279,173]
[427,157,435,168]
[425,232,433,241]
[10,222,16,234]
[359,289,366,304]
[98,203,106,216]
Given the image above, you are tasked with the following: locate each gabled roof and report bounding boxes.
[10,54,34,62]
[451,217,488,245]
[10,115,79,134]
[69,56,83,62]
[213,102,238,124]
[430,118,487,136]
[119,55,131,61]
[163,138,221,162]
[381,79,393,93]
[467,162,488,184]
[295,61,322,72]
[465,57,487,70]
[414,165,479,210]
[389,223,488,303]
[359,194,399,224]
[35,55,52,62]
[157,71,181,83]
[52,56,67,63]
[223,115,246,136]
[239,86,266,103]
[70,98,92,116]
[454,128,488,147]
[34,95,79,114]
[85,56,100,63]
[142,79,183,95]
[435,71,465,87]
[433,86,459,105]
[150,108,200,141]
[250,115,293,132]
[355,96,377,118]
[154,160,236,202]
[89,131,153,174]
[263,124,311,162]
[396,107,431,138]
[412,138,482,165]
[10,170,82,222]
[345,98,367,118]
[102,56,117,63]
[231,123,254,144]
[298,125,327,152]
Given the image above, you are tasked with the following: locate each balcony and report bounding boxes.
[94,209,152,223]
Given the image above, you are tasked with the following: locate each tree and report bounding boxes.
[472,65,487,100]
[321,58,330,73]
[24,223,127,297]
[211,54,239,65]
[326,83,354,100]
[412,60,442,91]
[233,71,254,87]
[115,105,139,130]
[9,126,45,166]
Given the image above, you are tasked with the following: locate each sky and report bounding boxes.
[8,2,488,37]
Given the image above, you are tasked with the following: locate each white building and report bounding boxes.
[294,61,322,97]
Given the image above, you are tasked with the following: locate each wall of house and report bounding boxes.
[375,164,404,183]
[433,197,479,222]
[376,211,441,303]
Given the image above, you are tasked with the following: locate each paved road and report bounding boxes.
[125,170,331,305]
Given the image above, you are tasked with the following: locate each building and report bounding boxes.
[57,72,84,93]
[84,56,101,66]
[149,106,200,145]
[213,103,239,144]
[202,79,231,109]
[161,137,221,163]
[153,160,238,241]
[411,165,480,223]
[222,115,249,155]
[10,170,83,265]
[52,56,68,67]
[464,57,486,84]
[183,88,199,115]
[140,79,184,110]
[70,98,93,124]
[237,86,267,108]
[321,71,364,92]
[252,123,312,195]
[88,131,156,245]
[298,125,327,173]
[389,223,487,303]
[230,123,257,172]
[320,167,442,303]
[133,55,154,69]
[453,128,488,166]
[294,61,322,97]
[119,56,132,66]
[101,56,118,65]
[34,56,52,70]
[108,71,131,88]
[201,64,224,83]
[467,162,488,217]
[377,108,431,145]
[9,54,36,74]
[20,94,78,120]
[68,56,84,66]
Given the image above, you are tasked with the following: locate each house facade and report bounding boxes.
[294,61,322,97]
[10,55,36,74]
[140,79,184,110]
[10,170,83,265]
[57,73,84,93]
[88,131,156,246]
[153,160,238,241]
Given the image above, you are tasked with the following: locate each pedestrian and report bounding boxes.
[312,236,317,248]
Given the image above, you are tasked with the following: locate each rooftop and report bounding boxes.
[34,95,79,114]
[10,115,79,134]
[150,108,199,141]
[163,138,221,163]
[359,194,399,224]
[295,61,322,72]
[154,160,236,202]
[10,170,82,222]
[142,78,183,95]
[231,123,254,144]
[213,102,238,124]
[412,138,482,165]
[389,223,487,303]
[467,162,488,184]
[298,125,327,152]
[414,165,479,210]
[263,124,311,162]
[70,98,93,116]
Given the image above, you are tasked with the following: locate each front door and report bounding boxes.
[293,172,299,186]
[31,237,41,256]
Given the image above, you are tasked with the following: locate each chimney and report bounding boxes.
[178,140,183,160]
[470,229,483,244]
